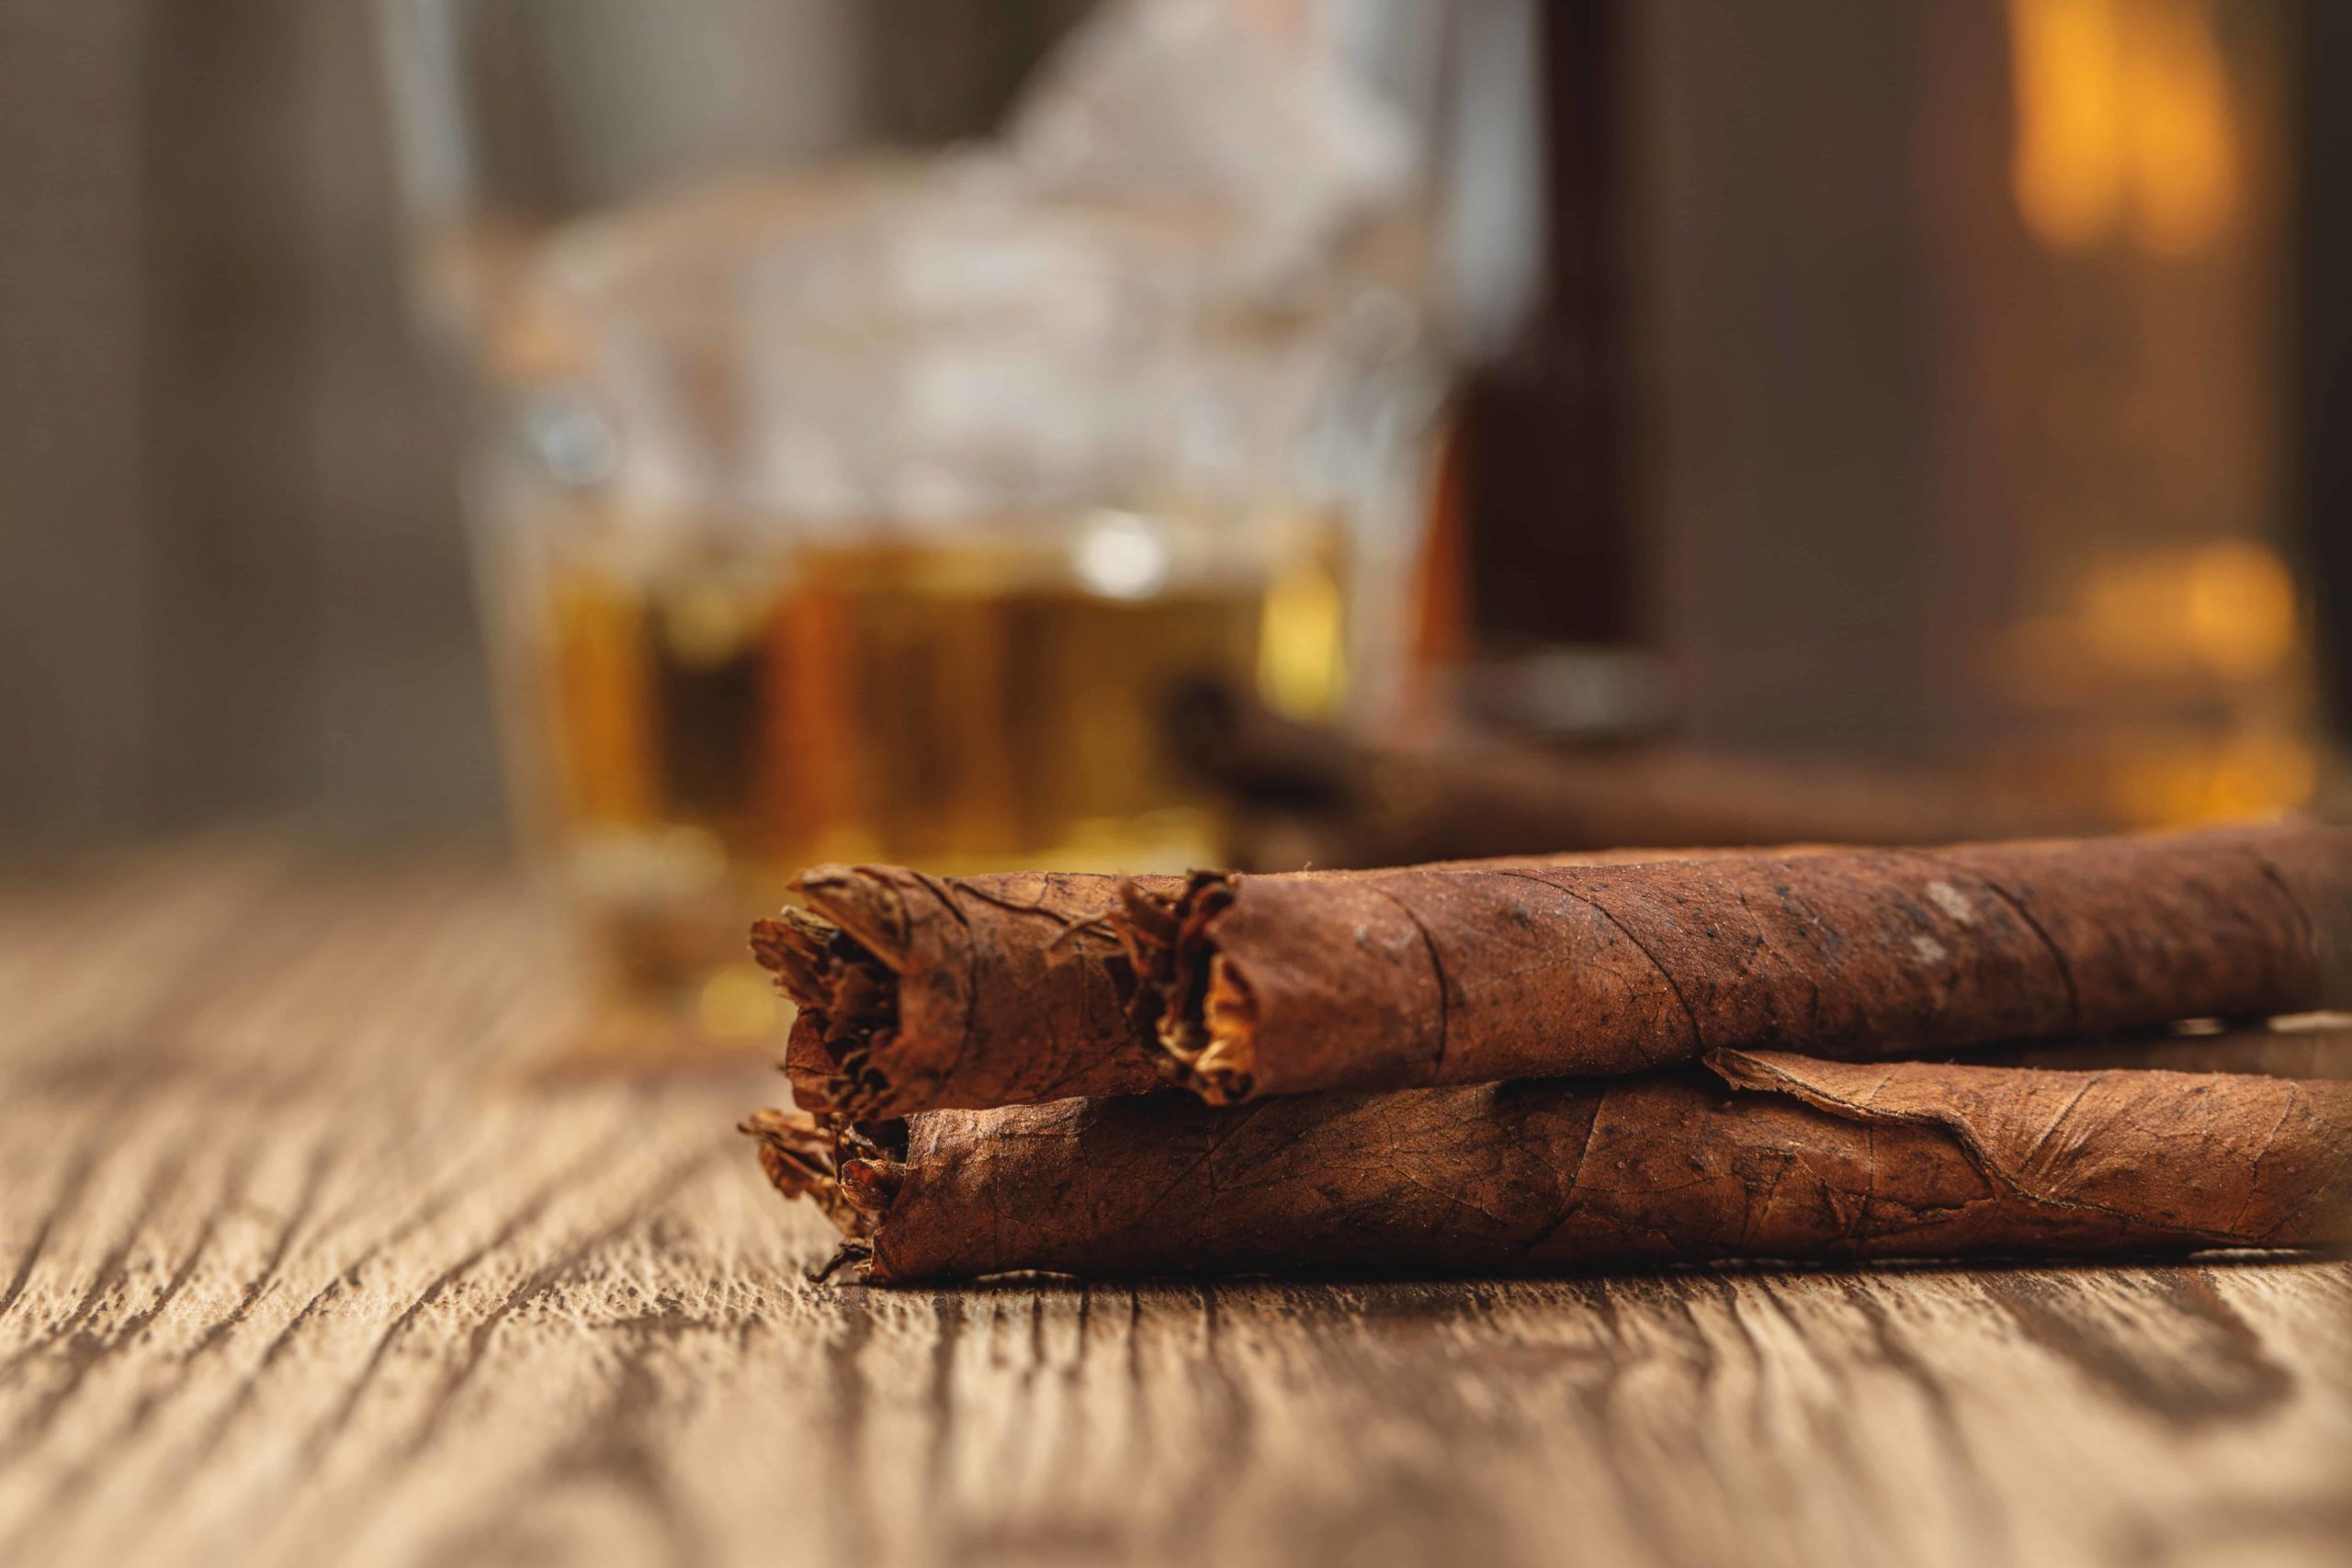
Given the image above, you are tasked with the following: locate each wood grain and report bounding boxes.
[0,842,2346,1568]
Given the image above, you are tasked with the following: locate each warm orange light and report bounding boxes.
[2123,0,2236,254]
[2007,0,2237,254]
[2210,730,2319,817]
[2065,542,2298,681]
[2183,540,2295,678]
[2009,0,2126,249]
[2108,728,2318,826]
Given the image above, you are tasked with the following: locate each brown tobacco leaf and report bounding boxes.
[741,1037,2352,1284]
[1120,823,2350,1103]
[753,850,1757,1120]
[751,866,1180,1120]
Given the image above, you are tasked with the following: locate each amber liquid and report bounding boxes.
[515,531,1345,1035]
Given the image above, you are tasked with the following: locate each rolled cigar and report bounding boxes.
[1165,679,2098,868]
[754,849,1764,1119]
[751,867,1179,1120]
[742,1043,2352,1283]
[1119,822,2352,1103]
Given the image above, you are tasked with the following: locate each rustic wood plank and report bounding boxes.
[0,843,2344,1568]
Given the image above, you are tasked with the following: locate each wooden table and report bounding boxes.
[1,842,2346,1568]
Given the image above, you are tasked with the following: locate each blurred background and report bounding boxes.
[4,0,2347,1040]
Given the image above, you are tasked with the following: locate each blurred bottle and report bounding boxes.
[1986,0,2316,824]
[1625,0,2316,826]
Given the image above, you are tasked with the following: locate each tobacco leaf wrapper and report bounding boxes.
[754,851,1745,1119]
[752,867,1181,1119]
[743,1042,2352,1283]
[1120,823,2351,1103]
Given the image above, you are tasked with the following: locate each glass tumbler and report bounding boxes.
[377,0,1457,1046]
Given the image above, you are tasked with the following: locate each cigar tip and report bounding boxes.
[740,1108,833,1190]
[741,1106,907,1275]
[1112,871,1261,1104]
[750,908,840,1000]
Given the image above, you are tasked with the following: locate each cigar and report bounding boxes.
[1162,678,2099,869]
[1118,822,2351,1103]
[754,848,1785,1119]
[750,867,1179,1119]
[742,1040,2352,1283]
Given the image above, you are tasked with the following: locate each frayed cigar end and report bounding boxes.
[750,873,910,1120]
[739,1107,909,1282]
[1118,872,1261,1104]
[748,908,837,1003]
[1193,956,1261,1103]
